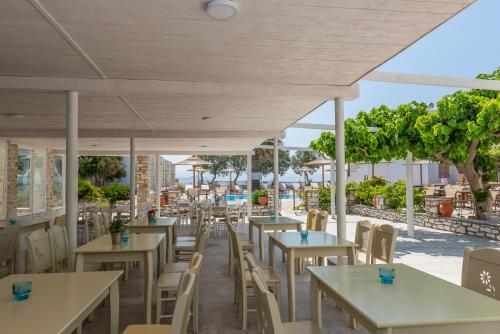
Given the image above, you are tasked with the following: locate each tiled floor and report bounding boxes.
[83,214,500,333]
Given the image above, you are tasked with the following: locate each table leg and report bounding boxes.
[75,254,84,272]
[167,226,173,263]
[158,237,166,278]
[259,226,264,261]
[108,280,119,334]
[248,221,253,244]
[310,276,322,329]
[144,251,153,324]
[268,237,275,269]
[281,230,286,263]
[287,248,295,322]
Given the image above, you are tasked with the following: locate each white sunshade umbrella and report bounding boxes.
[305,156,331,186]
[222,166,236,183]
[175,155,212,187]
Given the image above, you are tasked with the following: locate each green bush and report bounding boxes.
[355,177,388,206]
[386,181,425,212]
[252,189,268,205]
[345,181,358,194]
[318,187,331,212]
[78,180,104,202]
[101,183,130,205]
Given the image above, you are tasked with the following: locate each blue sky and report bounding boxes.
[168,0,500,183]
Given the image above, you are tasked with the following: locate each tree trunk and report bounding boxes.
[234,171,241,183]
[456,162,490,219]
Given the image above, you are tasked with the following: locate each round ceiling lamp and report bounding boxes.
[206,0,238,21]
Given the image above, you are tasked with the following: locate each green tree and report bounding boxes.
[199,155,230,183]
[229,155,247,183]
[78,156,127,186]
[257,139,291,177]
[290,151,319,183]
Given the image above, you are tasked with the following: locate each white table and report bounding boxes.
[0,271,121,334]
[127,217,177,263]
[75,233,165,324]
[248,216,302,261]
[309,264,500,334]
[268,231,356,321]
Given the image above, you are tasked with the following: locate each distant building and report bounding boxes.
[160,157,175,189]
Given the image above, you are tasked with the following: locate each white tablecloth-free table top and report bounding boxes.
[127,217,177,262]
[308,264,500,333]
[0,271,121,334]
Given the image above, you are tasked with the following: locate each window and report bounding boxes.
[33,151,46,212]
[0,143,6,220]
[16,148,32,216]
[52,155,65,208]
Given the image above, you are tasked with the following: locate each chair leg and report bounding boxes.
[241,287,247,330]
[156,290,162,324]
[350,316,358,329]
[193,284,199,333]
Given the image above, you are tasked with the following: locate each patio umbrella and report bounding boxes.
[297,166,313,186]
[175,155,212,187]
[222,166,236,182]
[305,156,331,187]
[187,166,209,186]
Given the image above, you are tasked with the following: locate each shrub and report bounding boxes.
[386,181,426,212]
[355,177,388,206]
[101,183,130,205]
[78,180,104,202]
[345,181,358,195]
[251,189,268,205]
[318,187,331,212]
[109,219,127,234]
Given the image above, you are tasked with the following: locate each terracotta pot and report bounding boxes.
[258,196,268,206]
[438,201,454,217]
[111,233,122,245]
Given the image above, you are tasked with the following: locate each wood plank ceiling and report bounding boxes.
[0,0,475,152]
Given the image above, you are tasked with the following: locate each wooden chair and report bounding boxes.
[173,221,208,262]
[91,213,106,239]
[0,228,18,278]
[156,252,203,331]
[48,225,70,272]
[124,272,196,334]
[306,209,318,231]
[328,220,376,265]
[165,224,208,275]
[462,247,500,302]
[251,271,320,334]
[370,224,398,264]
[227,220,254,277]
[244,252,281,310]
[176,209,205,243]
[53,214,66,226]
[215,203,241,238]
[25,229,54,273]
[314,210,328,232]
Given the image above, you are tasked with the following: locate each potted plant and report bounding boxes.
[252,189,268,206]
[109,219,127,245]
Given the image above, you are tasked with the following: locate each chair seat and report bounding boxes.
[157,272,182,289]
[241,240,254,251]
[174,241,195,250]
[123,324,171,334]
[245,268,280,285]
[176,236,196,242]
[163,262,189,273]
[327,256,364,265]
[282,320,321,334]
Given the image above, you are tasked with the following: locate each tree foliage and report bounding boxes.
[310,67,500,218]
[290,151,320,183]
[229,156,247,183]
[78,156,127,186]
[198,155,230,182]
[257,139,291,176]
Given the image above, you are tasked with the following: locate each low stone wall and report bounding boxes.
[306,190,320,210]
[252,205,273,216]
[349,204,500,241]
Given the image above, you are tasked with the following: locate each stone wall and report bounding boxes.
[7,142,18,218]
[349,204,500,241]
[160,158,176,188]
[136,155,150,207]
[306,190,320,210]
[45,150,54,210]
[252,205,274,216]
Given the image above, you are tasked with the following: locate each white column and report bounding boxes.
[406,151,415,237]
[330,158,336,219]
[335,97,346,239]
[246,153,252,218]
[65,91,78,261]
[273,137,279,216]
[130,138,136,224]
[155,154,161,218]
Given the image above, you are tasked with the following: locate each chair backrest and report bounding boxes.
[48,225,70,272]
[25,229,54,273]
[251,271,283,334]
[100,207,112,229]
[195,225,209,253]
[462,247,500,301]
[370,224,398,264]
[91,213,105,238]
[244,252,267,284]
[198,199,211,209]
[306,209,318,231]
[53,214,66,226]
[0,228,18,277]
[315,210,329,232]
[171,271,197,334]
[228,223,246,280]
[354,220,375,264]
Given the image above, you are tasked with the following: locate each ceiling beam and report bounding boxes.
[51,150,250,156]
[257,144,313,152]
[363,71,500,90]
[0,76,359,99]
[289,123,335,130]
[0,129,280,139]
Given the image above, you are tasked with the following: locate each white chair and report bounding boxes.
[25,229,54,273]
[124,271,196,334]
[462,247,500,302]
[91,213,106,239]
[48,225,70,272]
[0,228,18,278]
[370,224,398,264]
[328,220,375,265]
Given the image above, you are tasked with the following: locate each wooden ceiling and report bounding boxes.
[0,0,474,153]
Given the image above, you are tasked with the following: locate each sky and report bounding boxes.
[167,0,500,183]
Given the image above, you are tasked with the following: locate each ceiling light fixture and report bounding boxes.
[206,0,238,21]
[202,116,211,120]
[3,114,25,119]
[91,144,99,147]
[201,145,208,148]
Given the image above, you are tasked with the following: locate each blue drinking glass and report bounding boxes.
[9,219,16,225]
[12,281,32,301]
[271,215,276,223]
[379,267,395,284]
[121,232,129,244]
[300,229,309,240]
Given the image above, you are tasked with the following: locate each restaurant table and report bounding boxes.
[75,233,165,324]
[268,231,356,321]
[127,217,177,263]
[249,216,303,261]
[308,264,500,334]
[0,271,122,334]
